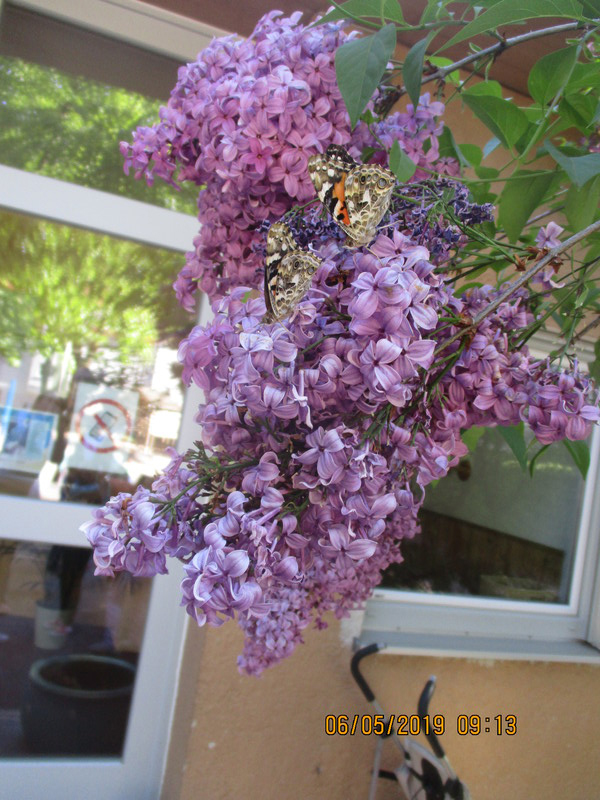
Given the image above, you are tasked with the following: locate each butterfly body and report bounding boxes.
[308,145,395,248]
[263,223,321,322]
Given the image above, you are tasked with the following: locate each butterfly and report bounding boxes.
[308,145,396,248]
[263,222,322,322]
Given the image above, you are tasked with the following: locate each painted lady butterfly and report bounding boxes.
[263,222,321,322]
[308,145,396,248]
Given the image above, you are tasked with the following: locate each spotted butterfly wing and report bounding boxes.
[308,145,395,248]
[263,223,321,322]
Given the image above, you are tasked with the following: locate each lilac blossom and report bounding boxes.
[120,12,448,304]
[84,209,595,675]
[81,10,600,676]
[536,221,564,249]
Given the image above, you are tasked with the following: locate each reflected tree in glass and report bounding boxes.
[0,55,198,212]
[0,211,189,390]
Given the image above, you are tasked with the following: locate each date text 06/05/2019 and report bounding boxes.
[324,714,517,736]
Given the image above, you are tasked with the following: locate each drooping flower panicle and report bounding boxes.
[84,11,600,675]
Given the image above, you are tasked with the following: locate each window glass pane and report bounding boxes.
[0,209,190,505]
[0,538,150,757]
[0,18,196,214]
[381,428,585,604]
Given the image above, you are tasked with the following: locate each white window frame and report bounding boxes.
[8,0,229,60]
[361,409,600,665]
[0,0,221,796]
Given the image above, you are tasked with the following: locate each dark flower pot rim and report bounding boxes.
[29,654,135,700]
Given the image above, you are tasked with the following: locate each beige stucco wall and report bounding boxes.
[162,38,600,800]
[168,617,600,800]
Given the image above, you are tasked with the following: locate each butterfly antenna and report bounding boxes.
[364,245,385,267]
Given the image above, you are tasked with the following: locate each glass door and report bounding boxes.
[0,2,206,795]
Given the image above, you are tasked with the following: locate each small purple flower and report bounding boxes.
[294,426,345,483]
[536,221,564,249]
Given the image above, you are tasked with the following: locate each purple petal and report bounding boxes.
[346,540,377,560]
[223,550,249,577]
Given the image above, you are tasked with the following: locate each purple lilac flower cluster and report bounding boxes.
[87,11,600,675]
[84,219,598,673]
[119,12,448,307]
[430,286,599,444]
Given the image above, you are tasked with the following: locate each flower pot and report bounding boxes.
[21,654,135,755]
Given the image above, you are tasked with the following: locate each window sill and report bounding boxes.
[356,629,600,664]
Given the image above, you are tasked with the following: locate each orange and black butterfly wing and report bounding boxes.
[308,145,358,227]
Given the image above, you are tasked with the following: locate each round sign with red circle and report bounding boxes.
[75,398,133,454]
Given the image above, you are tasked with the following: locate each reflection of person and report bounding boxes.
[43,545,91,613]
[32,394,67,466]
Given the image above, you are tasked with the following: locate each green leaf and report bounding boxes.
[565,175,600,230]
[461,426,485,452]
[389,139,417,181]
[420,0,452,24]
[579,283,600,308]
[563,439,590,479]
[403,33,434,107]
[522,105,546,123]
[528,444,550,477]
[437,125,470,167]
[580,0,600,15]
[315,0,405,26]
[468,182,495,203]
[528,46,579,107]
[335,24,397,129]
[559,95,599,131]
[564,62,600,93]
[498,422,528,472]
[474,165,499,178]
[440,0,584,51]
[462,79,504,98]
[462,91,529,149]
[545,140,600,187]
[460,143,483,166]
[575,284,591,308]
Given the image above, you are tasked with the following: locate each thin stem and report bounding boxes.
[466,169,558,185]
[572,314,600,343]
[301,335,331,354]
[428,21,585,86]
[436,218,600,354]
[523,205,566,228]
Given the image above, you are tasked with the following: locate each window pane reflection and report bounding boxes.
[381,428,585,604]
[0,539,151,757]
[0,209,191,506]
[0,39,196,213]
